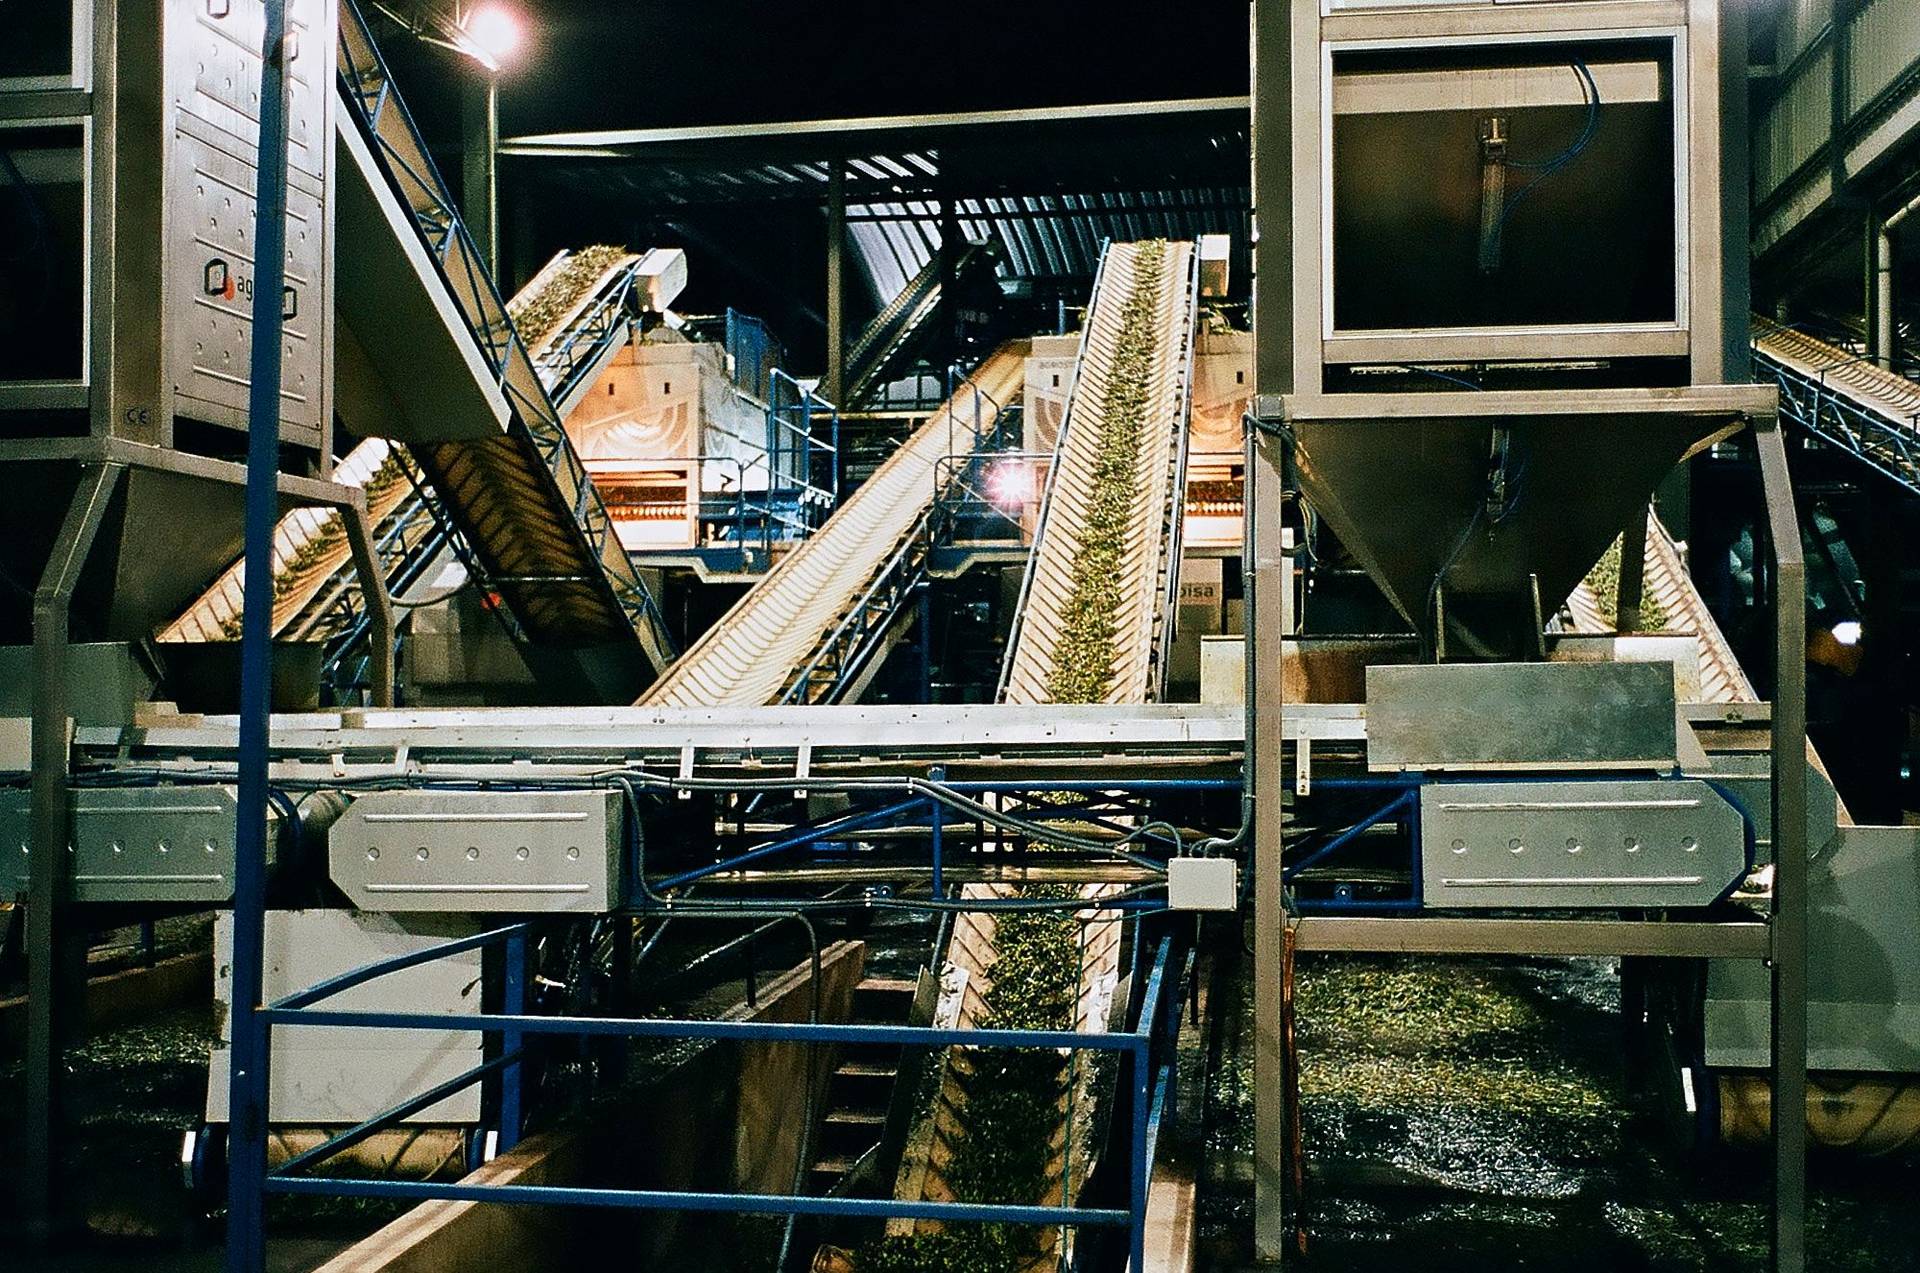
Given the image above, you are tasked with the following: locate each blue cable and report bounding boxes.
[1491,60,1602,249]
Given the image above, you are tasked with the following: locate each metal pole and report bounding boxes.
[919,581,933,701]
[227,5,293,1268]
[1871,215,1895,373]
[340,498,396,707]
[1250,0,1294,1261]
[825,157,846,405]
[464,71,500,282]
[500,928,526,1154]
[1755,422,1807,1273]
[1130,1037,1151,1273]
[1872,191,1920,374]
[24,461,122,1247]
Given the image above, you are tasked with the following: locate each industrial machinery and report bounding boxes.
[10,0,1920,1270]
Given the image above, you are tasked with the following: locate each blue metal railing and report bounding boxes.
[248,913,1184,1273]
[766,369,840,518]
[775,389,1017,705]
[337,1,677,665]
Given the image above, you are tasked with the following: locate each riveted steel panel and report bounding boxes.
[0,783,274,903]
[1419,777,1746,908]
[1368,660,1678,772]
[330,789,625,913]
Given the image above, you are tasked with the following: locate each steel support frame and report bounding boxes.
[1755,420,1807,1273]
[825,157,847,405]
[1250,0,1293,1259]
[23,460,124,1247]
[338,496,397,707]
[227,6,293,1269]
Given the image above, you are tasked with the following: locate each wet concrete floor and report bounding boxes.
[1201,948,1920,1271]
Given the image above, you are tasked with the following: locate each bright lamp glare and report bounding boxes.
[1832,620,1863,647]
[986,460,1034,506]
[460,4,522,67]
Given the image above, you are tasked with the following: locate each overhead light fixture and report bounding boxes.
[1832,620,1863,647]
[456,2,523,71]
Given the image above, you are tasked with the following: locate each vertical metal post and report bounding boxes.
[1250,0,1294,1262]
[227,6,292,1268]
[1617,502,1650,633]
[1130,1036,1152,1273]
[340,498,396,707]
[1870,214,1895,373]
[825,157,846,405]
[929,765,945,898]
[464,72,499,282]
[1756,422,1807,1273]
[500,928,526,1153]
[24,460,122,1248]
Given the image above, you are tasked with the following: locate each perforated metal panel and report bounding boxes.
[164,0,332,444]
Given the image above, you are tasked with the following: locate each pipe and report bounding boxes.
[1871,190,1920,372]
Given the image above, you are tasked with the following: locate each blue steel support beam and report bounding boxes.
[228,2,292,1269]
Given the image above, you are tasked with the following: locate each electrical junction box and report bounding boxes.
[1168,856,1238,911]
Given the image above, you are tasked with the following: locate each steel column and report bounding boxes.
[1755,422,1806,1273]
[339,497,396,707]
[825,156,846,405]
[1618,502,1650,633]
[23,460,123,1247]
[1250,0,1294,1261]
[228,5,293,1268]
[463,73,500,282]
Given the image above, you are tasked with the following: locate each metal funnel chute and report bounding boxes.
[1284,387,1765,656]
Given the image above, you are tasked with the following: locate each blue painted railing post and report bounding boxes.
[500,928,526,1153]
[228,3,292,1269]
[1130,1035,1151,1273]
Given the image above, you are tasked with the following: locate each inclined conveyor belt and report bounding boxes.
[880,242,1200,1266]
[999,239,1200,706]
[161,249,645,663]
[640,343,1027,707]
[1562,513,1756,704]
[331,3,674,689]
[1753,316,1920,494]
[842,242,995,409]
[1753,318,1920,424]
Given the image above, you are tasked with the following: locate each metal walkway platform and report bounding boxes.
[641,343,1028,707]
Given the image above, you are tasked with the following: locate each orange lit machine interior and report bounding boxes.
[562,337,770,550]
